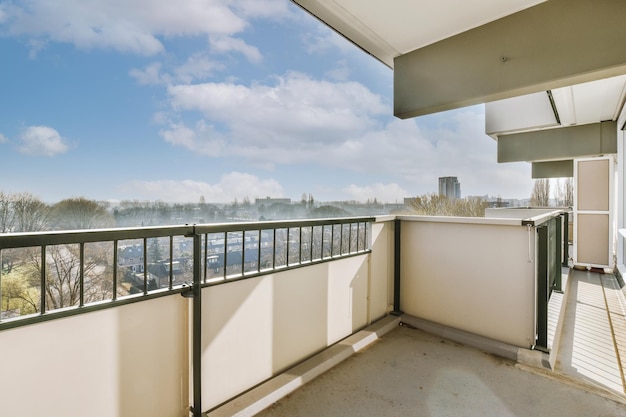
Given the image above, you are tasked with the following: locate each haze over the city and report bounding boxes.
[0,0,534,204]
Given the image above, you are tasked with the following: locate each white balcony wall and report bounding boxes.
[0,296,189,417]
[201,254,379,409]
[369,217,395,319]
[0,220,394,415]
[399,216,536,348]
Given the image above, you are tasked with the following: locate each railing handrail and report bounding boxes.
[0,216,376,249]
[396,214,524,226]
[521,209,565,227]
[1,216,374,331]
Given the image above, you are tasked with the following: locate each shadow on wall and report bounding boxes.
[118,296,189,417]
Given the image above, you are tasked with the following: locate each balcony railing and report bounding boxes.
[0,217,373,331]
[0,212,569,417]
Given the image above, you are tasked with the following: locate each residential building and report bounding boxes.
[438,176,461,200]
[255,197,292,208]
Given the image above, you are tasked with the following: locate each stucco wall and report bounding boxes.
[200,254,373,409]
[399,217,536,348]
[0,295,190,417]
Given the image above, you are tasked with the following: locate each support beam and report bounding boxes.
[498,121,617,163]
[394,0,626,118]
[532,160,573,179]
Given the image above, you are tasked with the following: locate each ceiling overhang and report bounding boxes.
[394,0,626,118]
[292,0,626,119]
[291,0,546,70]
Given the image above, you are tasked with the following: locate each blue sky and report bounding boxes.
[0,0,532,204]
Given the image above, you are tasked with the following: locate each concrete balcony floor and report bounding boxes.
[255,323,625,417]
[211,270,626,417]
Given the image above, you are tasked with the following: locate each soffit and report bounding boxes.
[291,0,547,68]
[486,75,626,138]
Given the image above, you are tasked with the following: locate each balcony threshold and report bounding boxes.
[206,315,400,417]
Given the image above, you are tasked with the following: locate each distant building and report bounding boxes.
[255,197,291,208]
[438,177,461,200]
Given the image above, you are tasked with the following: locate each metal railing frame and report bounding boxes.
[0,217,373,417]
[524,212,564,351]
[0,217,373,331]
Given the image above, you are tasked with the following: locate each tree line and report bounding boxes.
[405,194,487,217]
[530,178,573,207]
[0,192,113,233]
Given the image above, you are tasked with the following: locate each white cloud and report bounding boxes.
[1,0,290,56]
[325,59,351,81]
[118,172,284,203]
[160,121,226,157]
[130,54,224,85]
[174,53,224,83]
[234,0,292,19]
[160,75,532,199]
[209,36,262,63]
[18,126,70,156]
[344,183,409,203]
[0,133,7,143]
[303,24,355,55]
[129,62,170,85]
[164,72,387,158]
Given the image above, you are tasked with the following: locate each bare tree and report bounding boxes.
[531,179,551,207]
[555,178,574,207]
[50,197,115,230]
[0,191,14,233]
[406,193,486,217]
[407,194,451,216]
[28,243,113,310]
[0,192,50,232]
[449,198,488,217]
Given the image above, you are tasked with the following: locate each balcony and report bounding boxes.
[1,213,624,416]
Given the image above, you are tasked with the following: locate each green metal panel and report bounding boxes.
[498,121,617,163]
[532,160,573,178]
[536,216,563,351]
[394,0,626,118]
[536,225,549,351]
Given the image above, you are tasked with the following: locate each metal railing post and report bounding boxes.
[392,218,402,315]
[553,217,562,293]
[191,231,203,417]
[561,211,569,267]
[536,225,549,351]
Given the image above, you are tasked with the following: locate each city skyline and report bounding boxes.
[0,0,534,204]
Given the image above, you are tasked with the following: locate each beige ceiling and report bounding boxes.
[292,0,547,68]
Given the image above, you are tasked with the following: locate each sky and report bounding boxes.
[0,0,533,204]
